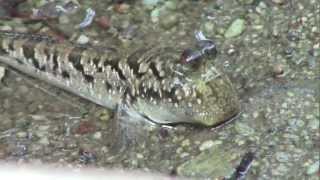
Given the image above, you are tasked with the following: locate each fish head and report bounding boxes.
[132,48,240,127]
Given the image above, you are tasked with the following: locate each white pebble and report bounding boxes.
[0,66,5,81]
[77,35,90,44]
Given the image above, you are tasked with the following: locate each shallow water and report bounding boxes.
[0,0,319,179]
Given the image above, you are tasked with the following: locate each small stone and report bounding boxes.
[59,15,70,24]
[273,64,284,77]
[18,85,29,94]
[224,19,246,38]
[199,140,214,151]
[114,3,130,14]
[273,164,289,175]
[308,118,319,130]
[2,99,11,110]
[272,0,286,4]
[202,22,215,35]
[77,35,90,44]
[143,0,162,8]
[27,102,39,113]
[38,136,50,145]
[0,143,8,159]
[38,125,50,131]
[15,26,28,33]
[255,2,267,15]
[288,119,305,130]
[275,152,290,162]
[287,92,295,97]
[306,161,319,175]
[96,16,111,29]
[234,122,255,136]
[16,131,28,138]
[0,115,13,131]
[238,0,254,5]
[0,25,12,31]
[0,66,6,81]
[164,1,177,10]
[177,146,235,178]
[181,139,190,147]
[180,152,190,158]
[93,132,102,139]
[137,153,144,159]
[159,13,179,30]
[74,121,96,134]
[96,109,111,122]
[150,8,161,23]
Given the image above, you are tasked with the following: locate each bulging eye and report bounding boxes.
[179,31,217,66]
[180,48,201,64]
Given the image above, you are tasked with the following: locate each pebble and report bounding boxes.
[114,3,130,14]
[273,164,289,175]
[272,0,286,4]
[150,8,161,23]
[306,161,319,175]
[0,115,13,131]
[0,143,8,159]
[199,140,214,151]
[224,19,246,38]
[74,121,96,134]
[164,1,177,10]
[96,16,111,29]
[202,22,215,35]
[273,64,284,77]
[136,153,144,159]
[288,119,305,130]
[0,25,12,31]
[234,122,255,136]
[16,131,28,138]
[307,118,319,130]
[255,2,267,15]
[17,85,29,94]
[143,0,162,8]
[59,15,70,24]
[238,0,254,5]
[39,125,50,131]
[77,35,90,44]
[181,139,190,147]
[0,66,5,81]
[159,13,179,29]
[93,132,102,139]
[97,109,111,122]
[38,136,50,145]
[177,146,235,178]
[275,152,290,162]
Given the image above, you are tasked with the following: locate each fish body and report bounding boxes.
[0,31,240,126]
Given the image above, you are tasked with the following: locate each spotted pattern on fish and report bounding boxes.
[0,31,240,126]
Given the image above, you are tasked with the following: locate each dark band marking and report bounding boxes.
[69,48,85,74]
[61,70,70,79]
[22,41,35,60]
[52,48,59,73]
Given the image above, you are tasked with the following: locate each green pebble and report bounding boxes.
[97,109,111,122]
[235,122,255,136]
[181,139,190,147]
[238,0,254,5]
[202,22,215,35]
[307,161,319,175]
[143,0,162,9]
[224,19,246,38]
[177,146,235,178]
[164,0,178,10]
[159,13,179,29]
[150,8,161,23]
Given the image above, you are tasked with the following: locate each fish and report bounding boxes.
[0,30,240,126]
